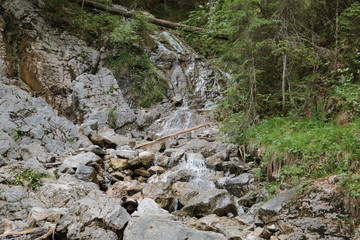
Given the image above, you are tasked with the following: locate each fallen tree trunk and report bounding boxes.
[134,122,210,149]
[81,0,205,32]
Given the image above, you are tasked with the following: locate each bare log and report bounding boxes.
[134,122,210,149]
[0,227,51,240]
[81,0,205,31]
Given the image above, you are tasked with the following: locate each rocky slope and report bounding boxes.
[0,0,359,239]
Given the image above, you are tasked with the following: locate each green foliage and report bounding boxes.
[339,174,360,198]
[11,128,22,142]
[9,169,49,190]
[243,117,359,183]
[107,107,117,129]
[44,0,167,107]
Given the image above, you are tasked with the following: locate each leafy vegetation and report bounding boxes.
[108,107,117,129]
[182,0,360,195]
[44,0,168,107]
[8,169,49,190]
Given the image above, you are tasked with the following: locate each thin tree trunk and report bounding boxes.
[334,0,339,70]
[282,53,287,113]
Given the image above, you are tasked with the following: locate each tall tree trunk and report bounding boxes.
[282,53,287,113]
[334,0,339,70]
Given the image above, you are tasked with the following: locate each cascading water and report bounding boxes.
[150,31,227,108]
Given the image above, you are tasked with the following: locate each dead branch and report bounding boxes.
[81,0,205,32]
[134,123,210,149]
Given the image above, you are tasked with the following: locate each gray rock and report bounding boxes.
[3,0,99,116]
[181,189,237,217]
[116,146,138,159]
[72,69,136,131]
[75,166,97,183]
[123,217,227,240]
[28,207,67,223]
[139,151,155,167]
[216,173,255,197]
[259,189,297,224]
[150,31,225,107]
[57,190,130,239]
[91,128,133,148]
[0,83,80,159]
[133,198,173,218]
[61,152,101,169]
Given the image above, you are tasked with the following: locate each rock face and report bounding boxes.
[150,31,226,108]
[3,0,100,116]
[0,0,357,239]
[72,69,136,132]
[0,83,79,161]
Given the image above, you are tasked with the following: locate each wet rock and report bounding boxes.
[75,166,97,183]
[155,154,170,168]
[150,31,225,107]
[259,189,297,224]
[134,168,150,178]
[148,166,166,175]
[181,188,237,217]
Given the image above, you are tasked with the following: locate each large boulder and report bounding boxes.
[181,189,238,217]
[3,0,99,116]
[73,69,136,133]
[0,83,80,161]
[57,190,130,239]
[124,199,227,240]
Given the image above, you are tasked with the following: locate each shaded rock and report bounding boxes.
[57,190,130,239]
[181,188,237,217]
[107,180,145,199]
[148,166,166,175]
[259,189,297,224]
[139,151,155,168]
[75,166,97,183]
[216,173,255,197]
[72,69,136,131]
[134,168,150,178]
[85,145,106,156]
[142,182,175,211]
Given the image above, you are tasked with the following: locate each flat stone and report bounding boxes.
[259,189,297,224]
